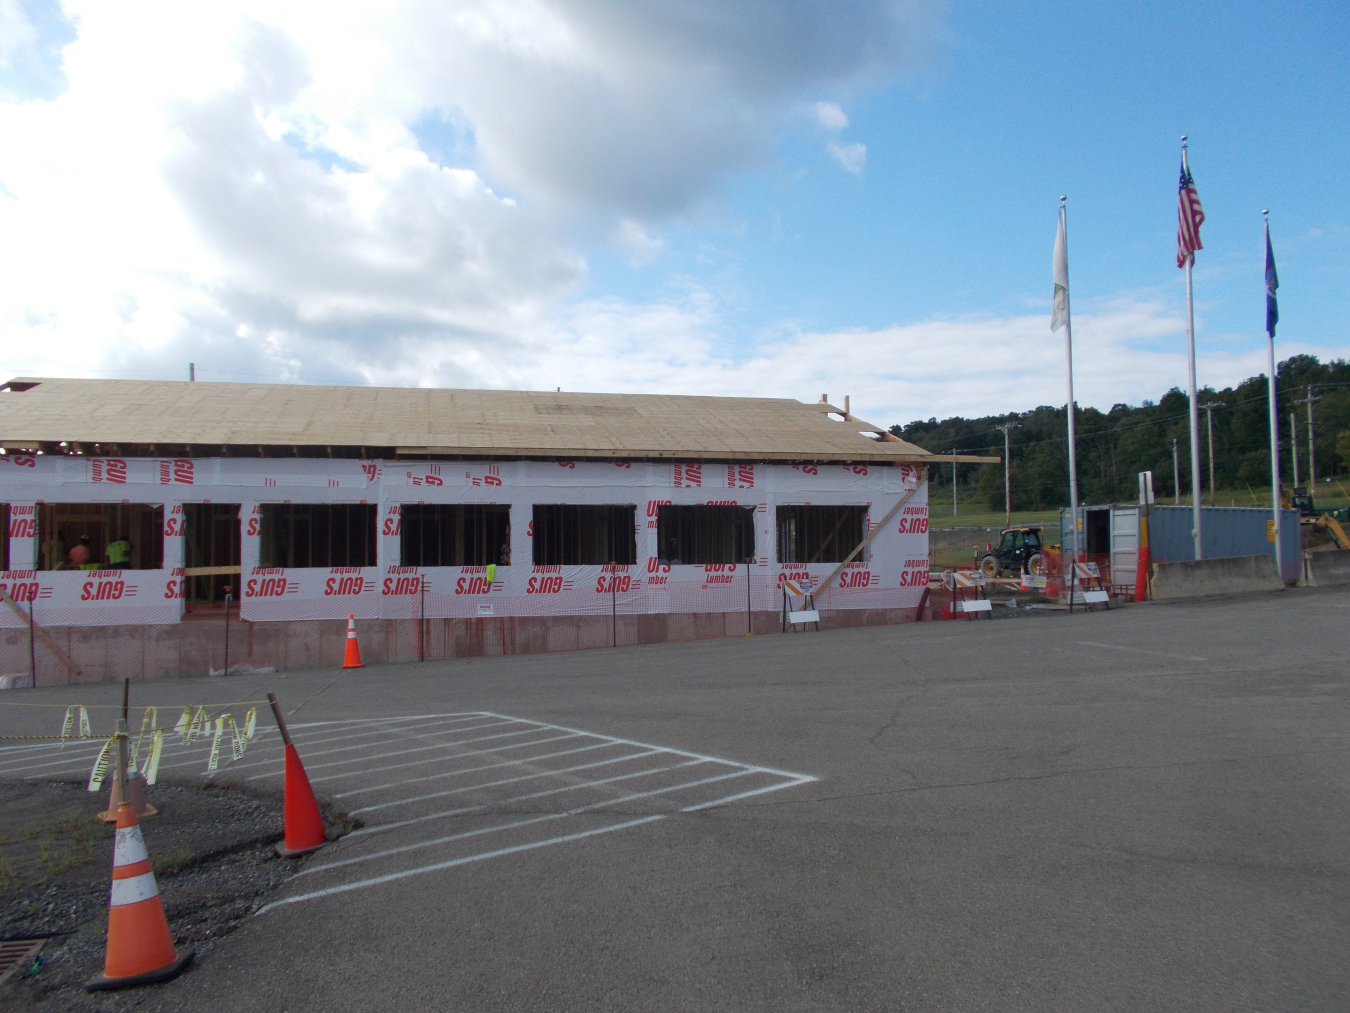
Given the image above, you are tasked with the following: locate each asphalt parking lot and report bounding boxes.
[4,586,1348,1012]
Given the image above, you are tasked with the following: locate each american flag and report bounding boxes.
[1176,156,1205,268]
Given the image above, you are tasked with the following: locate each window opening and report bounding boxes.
[259,504,376,568]
[776,505,868,564]
[184,504,241,609]
[37,503,164,571]
[532,505,636,565]
[657,505,755,564]
[401,505,511,566]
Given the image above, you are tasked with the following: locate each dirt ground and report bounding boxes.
[0,777,344,1011]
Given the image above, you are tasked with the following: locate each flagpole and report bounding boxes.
[1182,136,1203,559]
[1264,210,1283,580]
[1060,197,1081,564]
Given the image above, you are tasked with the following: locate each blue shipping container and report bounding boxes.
[1133,505,1297,582]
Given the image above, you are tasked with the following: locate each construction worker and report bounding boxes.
[106,534,132,570]
[68,534,91,568]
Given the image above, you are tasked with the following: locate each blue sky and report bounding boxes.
[0,1,1345,424]
[586,1,1348,375]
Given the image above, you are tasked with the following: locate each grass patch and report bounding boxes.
[0,807,103,892]
[152,845,195,877]
[929,509,1061,530]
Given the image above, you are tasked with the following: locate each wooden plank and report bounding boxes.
[183,565,241,577]
[0,589,81,678]
[815,479,929,597]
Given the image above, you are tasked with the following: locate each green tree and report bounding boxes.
[888,355,1350,509]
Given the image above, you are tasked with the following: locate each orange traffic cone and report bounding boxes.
[267,693,331,858]
[99,761,157,823]
[85,729,192,991]
[341,614,364,669]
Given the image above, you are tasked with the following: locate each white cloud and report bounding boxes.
[828,140,867,174]
[0,1,1341,437]
[0,1,940,393]
[610,218,665,264]
[813,100,848,131]
[520,295,1244,424]
[0,1,38,63]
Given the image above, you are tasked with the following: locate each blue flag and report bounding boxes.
[1265,224,1279,337]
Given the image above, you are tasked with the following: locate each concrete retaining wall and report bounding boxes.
[1150,554,1285,601]
[1306,549,1350,587]
[0,607,913,686]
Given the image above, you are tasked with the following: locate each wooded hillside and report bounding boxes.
[892,354,1350,510]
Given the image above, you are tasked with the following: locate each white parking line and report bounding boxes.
[255,816,667,916]
[225,719,521,773]
[312,733,585,786]
[348,749,667,815]
[246,725,550,780]
[299,762,716,876]
[262,767,789,911]
[147,716,490,778]
[681,776,818,811]
[1075,640,1209,662]
[333,741,626,796]
[0,735,114,769]
[347,761,751,837]
[477,712,812,780]
[3,709,818,913]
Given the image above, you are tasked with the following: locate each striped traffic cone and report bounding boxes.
[341,614,363,669]
[84,803,192,990]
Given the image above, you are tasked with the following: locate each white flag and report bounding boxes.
[1051,213,1069,332]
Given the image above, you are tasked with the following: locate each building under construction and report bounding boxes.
[0,378,988,683]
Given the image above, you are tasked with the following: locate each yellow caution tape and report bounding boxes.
[173,706,192,743]
[87,736,117,791]
[244,707,257,741]
[60,705,91,745]
[225,715,245,761]
[143,729,164,784]
[131,707,156,766]
[186,705,207,744]
[206,716,224,772]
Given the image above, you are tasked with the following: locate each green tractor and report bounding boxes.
[979,526,1047,579]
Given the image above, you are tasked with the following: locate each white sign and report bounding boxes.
[788,610,820,624]
[957,599,992,612]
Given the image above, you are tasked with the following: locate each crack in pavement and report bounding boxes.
[868,694,913,745]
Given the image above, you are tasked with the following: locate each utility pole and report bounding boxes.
[951,448,957,517]
[1172,439,1180,505]
[1201,401,1226,506]
[1295,385,1322,488]
[1290,411,1300,488]
[994,423,1018,526]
